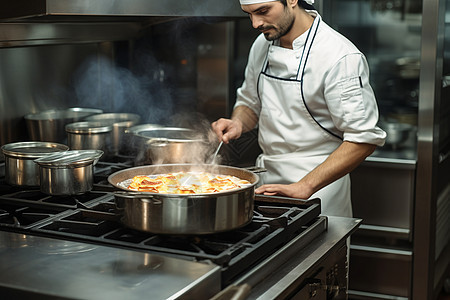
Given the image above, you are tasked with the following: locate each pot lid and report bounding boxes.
[126,124,165,135]
[65,121,113,134]
[34,150,104,168]
[133,127,205,143]
[24,108,103,121]
[85,113,141,128]
[1,142,69,159]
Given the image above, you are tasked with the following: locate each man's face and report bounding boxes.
[242,1,295,41]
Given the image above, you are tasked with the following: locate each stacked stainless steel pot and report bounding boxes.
[1,141,103,195]
[65,121,113,156]
[24,108,103,143]
[1,142,69,186]
[85,113,141,155]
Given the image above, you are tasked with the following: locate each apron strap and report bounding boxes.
[299,16,343,141]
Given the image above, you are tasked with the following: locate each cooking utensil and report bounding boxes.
[24,108,103,143]
[85,113,141,155]
[34,150,103,195]
[131,127,207,165]
[210,141,223,164]
[379,121,416,149]
[65,121,113,157]
[108,164,259,234]
[1,142,69,186]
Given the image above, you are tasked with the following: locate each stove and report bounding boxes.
[0,158,357,300]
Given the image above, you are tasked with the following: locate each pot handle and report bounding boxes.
[92,150,104,165]
[113,191,156,212]
[145,138,170,147]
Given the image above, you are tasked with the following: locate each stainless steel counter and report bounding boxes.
[0,232,221,299]
[238,216,361,299]
[0,216,360,300]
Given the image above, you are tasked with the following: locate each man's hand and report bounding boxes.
[211,106,259,143]
[256,141,377,199]
[255,182,315,200]
[211,118,243,144]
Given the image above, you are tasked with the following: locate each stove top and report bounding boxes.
[0,159,326,287]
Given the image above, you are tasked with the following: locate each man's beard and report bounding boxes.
[259,10,295,41]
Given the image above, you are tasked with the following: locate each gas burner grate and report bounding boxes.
[93,158,134,190]
[0,189,112,211]
[32,200,322,270]
[0,205,69,229]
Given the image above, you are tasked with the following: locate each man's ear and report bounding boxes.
[288,0,299,8]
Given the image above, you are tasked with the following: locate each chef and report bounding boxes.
[211,0,386,217]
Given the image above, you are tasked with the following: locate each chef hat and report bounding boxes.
[239,0,314,5]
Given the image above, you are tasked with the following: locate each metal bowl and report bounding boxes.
[379,122,415,149]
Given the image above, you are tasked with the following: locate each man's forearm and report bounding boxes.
[231,106,259,133]
[295,141,376,196]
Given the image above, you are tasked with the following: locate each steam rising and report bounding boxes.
[72,53,223,165]
[73,55,174,125]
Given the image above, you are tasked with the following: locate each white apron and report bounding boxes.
[255,16,352,217]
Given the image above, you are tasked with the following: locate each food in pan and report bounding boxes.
[125,171,251,194]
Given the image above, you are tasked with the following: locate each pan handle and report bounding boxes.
[255,194,321,205]
[243,166,267,174]
[113,191,156,210]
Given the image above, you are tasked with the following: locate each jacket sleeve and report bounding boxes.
[324,53,386,146]
[233,35,268,117]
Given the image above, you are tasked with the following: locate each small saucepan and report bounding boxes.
[65,121,113,158]
[34,150,103,195]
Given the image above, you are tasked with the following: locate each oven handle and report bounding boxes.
[210,283,251,300]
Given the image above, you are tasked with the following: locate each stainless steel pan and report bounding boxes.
[108,164,259,235]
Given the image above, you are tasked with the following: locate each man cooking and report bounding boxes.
[211,0,386,217]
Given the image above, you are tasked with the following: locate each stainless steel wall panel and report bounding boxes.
[349,245,412,298]
[0,43,110,145]
[414,0,450,298]
[0,0,246,21]
[0,23,140,48]
[350,160,415,234]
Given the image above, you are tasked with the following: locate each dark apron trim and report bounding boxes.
[299,18,343,141]
[256,15,343,141]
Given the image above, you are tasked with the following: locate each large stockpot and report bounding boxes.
[85,113,141,155]
[34,150,103,195]
[124,124,165,161]
[24,108,103,143]
[130,127,207,165]
[65,121,113,157]
[1,142,69,186]
[108,164,259,235]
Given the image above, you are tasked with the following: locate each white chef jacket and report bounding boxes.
[234,11,386,217]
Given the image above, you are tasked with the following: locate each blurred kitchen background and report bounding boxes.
[0,0,448,299]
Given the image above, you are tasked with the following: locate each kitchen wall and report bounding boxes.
[0,19,237,147]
